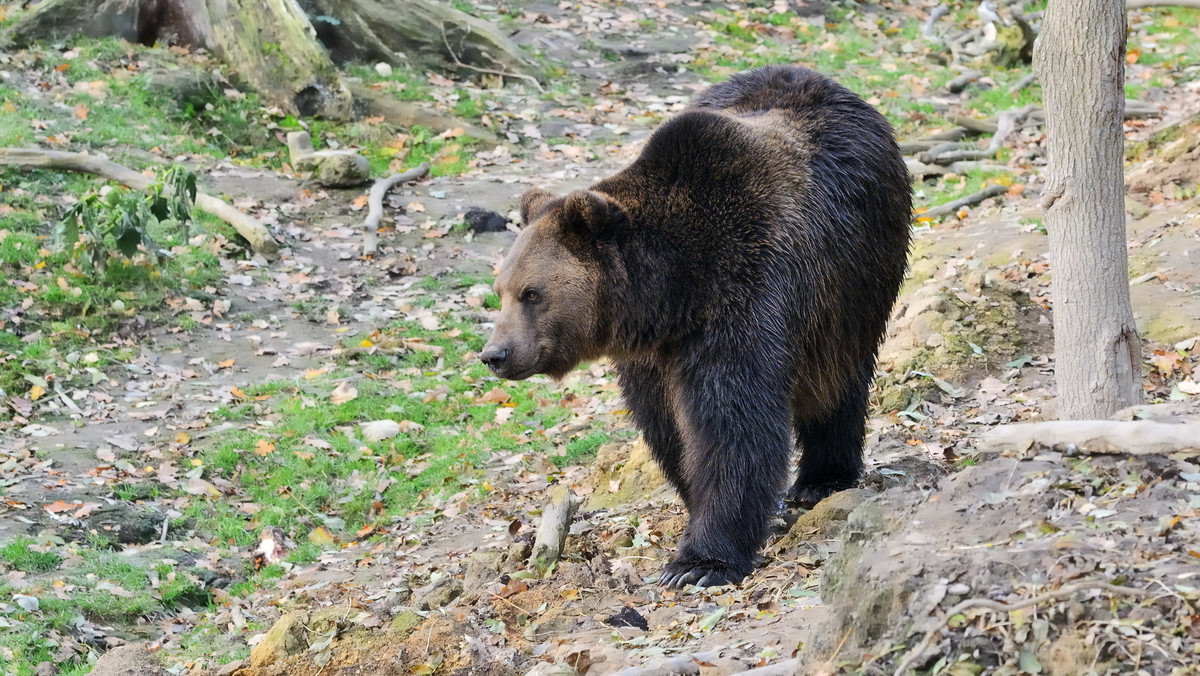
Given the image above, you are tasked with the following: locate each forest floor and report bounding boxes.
[2,1,1200,676]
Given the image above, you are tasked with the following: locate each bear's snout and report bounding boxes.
[479,344,510,374]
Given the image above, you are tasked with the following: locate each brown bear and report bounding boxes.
[480,65,912,587]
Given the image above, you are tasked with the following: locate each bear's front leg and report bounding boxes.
[659,357,793,588]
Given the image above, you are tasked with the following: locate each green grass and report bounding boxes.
[179,309,623,554]
[0,537,62,573]
[0,544,212,674]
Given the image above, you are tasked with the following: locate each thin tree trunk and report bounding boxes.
[1033,0,1142,419]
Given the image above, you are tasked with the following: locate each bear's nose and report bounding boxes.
[480,346,509,372]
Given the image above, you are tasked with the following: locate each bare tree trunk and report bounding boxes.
[3,0,536,119]
[1034,0,1142,419]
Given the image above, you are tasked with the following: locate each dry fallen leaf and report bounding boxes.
[254,439,275,456]
[361,420,401,442]
[330,382,358,405]
[44,500,78,514]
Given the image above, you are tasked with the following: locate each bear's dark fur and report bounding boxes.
[481,65,912,587]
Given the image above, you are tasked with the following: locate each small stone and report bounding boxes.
[89,644,168,676]
[1125,196,1151,221]
[464,207,510,233]
[947,583,971,595]
[315,152,370,188]
[250,611,309,667]
[413,575,463,610]
[375,62,393,77]
[215,660,246,676]
[463,549,505,591]
[389,609,424,636]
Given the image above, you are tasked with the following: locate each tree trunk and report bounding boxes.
[4,0,537,119]
[4,0,352,119]
[302,0,534,78]
[1033,0,1142,419]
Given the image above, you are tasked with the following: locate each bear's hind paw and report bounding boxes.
[659,559,748,589]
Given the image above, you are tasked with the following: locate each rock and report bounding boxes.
[215,660,245,676]
[288,130,371,188]
[375,62,393,77]
[89,644,168,676]
[389,608,424,636]
[250,611,309,667]
[413,575,463,610]
[584,438,666,510]
[1125,196,1151,221]
[908,310,946,347]
[361,419,401,441]
[464,207,510,233]
[309,152,371,188]
[774,488,874,550]
[463,549,504,591]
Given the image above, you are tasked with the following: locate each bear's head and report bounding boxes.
[480,188,626,380]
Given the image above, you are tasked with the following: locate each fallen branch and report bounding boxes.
[977,420,1200,456]
[907,159,1015,179]
[362,163,431,256]
[1128,0,1200,8]
[916,185,1009,220]
[1007,72,1038,94]
[945,69,984,94]
[0,148,278,254]
[925,106,1036,164]
[892,582,1147,676]
[531,484,579,575]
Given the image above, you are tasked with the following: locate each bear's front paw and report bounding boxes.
[788,480,855,508]
[659,557,748,589]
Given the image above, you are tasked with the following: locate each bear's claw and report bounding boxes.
[788,481,855,509]
[659,559,747,589]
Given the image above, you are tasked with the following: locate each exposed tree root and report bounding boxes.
[362,163,431,256]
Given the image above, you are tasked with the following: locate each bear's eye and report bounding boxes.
[521,289,540,304]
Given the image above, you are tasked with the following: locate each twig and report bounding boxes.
[946,70,984,94]
[361,162,431,255]
[892,582,1147,676]
[948,115,998,135]
[922,5,949,41]
[0,148,278,254]
[1007,72,1037,94]
[917,185,1009,220]
[440,23,544,93]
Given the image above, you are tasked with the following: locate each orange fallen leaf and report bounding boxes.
[74,104,88,120]
[254,439,275,456]
[230,386,246,399]
[175,432,191,445]
[44,500,78,513]
[218,358,236,369]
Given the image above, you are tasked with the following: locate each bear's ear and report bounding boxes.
[561,190,626,240]
[519,188,557,226]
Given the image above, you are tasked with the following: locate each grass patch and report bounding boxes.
[1,537,63,573]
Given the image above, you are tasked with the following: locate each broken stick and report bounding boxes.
[977,420,1200,456]
[362,162,431,256]
[917,184,1009,221]
[0,147,278,254]
[531,484,579,576]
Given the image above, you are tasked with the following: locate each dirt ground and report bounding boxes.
[5,1,1200,676]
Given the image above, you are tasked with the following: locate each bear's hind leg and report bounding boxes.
[790,370,870,507]
[661,355,792,588]
[615,357,691,509]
